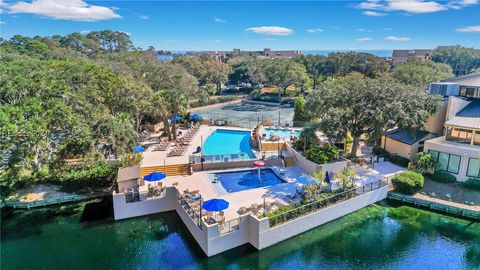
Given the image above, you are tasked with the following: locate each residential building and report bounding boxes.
[424,72,480,181]
[391,49,433,67]
[381,72,480,181]
[187,48,303,62]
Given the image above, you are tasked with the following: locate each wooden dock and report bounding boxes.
[387,192,480,221]
[1,193,109,210]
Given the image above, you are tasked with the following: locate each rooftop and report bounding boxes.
[445,100,480,129]
[441,72,480,87]
[385,128,432,145]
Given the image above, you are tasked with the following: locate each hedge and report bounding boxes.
[461,178,480,191]
[389,155,410,168]
[429,171,457,183]
[392,171,424,195]
[41,164,118,192]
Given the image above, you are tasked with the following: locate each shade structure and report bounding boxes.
[168,115,182,121]
[325,171,331,184]
[133,145,145,153]
[143,172,167,182]
[202,198,229,212]
[253,160,265,167]
[190,114,202,120]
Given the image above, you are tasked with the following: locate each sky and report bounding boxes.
[0,0,479,51]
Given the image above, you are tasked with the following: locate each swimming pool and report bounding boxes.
[262,128,302,140]
[211,169,286,193]
[203,129,255,159]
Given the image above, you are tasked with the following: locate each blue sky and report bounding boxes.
[1,0,479,51]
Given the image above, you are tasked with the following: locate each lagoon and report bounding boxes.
[1,201,479,270]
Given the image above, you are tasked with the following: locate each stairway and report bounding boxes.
[283,156,296,167]
[140,164,191,177]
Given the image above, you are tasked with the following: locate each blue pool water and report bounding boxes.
[213,169,286,193]
[262,128,301,140]
[203,129,255,158]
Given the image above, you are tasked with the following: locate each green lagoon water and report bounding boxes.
[1,201,479,270]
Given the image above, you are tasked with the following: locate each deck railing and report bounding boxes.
[218,216,242,235]
[388,192,480,220]
[177,191,203,229]
[189,152,255,164]
[268,179,387,227]
[124,188,166,203]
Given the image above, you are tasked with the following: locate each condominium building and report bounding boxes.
[391,49,433,67]
[381,72,480,181]
[424,72,480,181]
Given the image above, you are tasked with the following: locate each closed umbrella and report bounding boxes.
[325,171,331,184]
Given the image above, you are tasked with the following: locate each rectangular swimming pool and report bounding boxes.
[262,128,302,141]
[203,129,255,159]
[211,169,286,193]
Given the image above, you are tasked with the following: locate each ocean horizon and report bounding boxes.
[166,49,393,57]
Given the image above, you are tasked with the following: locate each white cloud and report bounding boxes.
[357,37,373,42]
[388,0,447,14]
[363,10,387,16]
[455,25,480,32]
[307,28,324,33]
[6,0,121,21]
[245,26,294,36]
[357,0,478,15]
[138,15,148,20]
[384,35,411,41]
[214,16,226,23]
[383,27,394,30]
[357,28,373,32]
[0,20,5,24]
[80,30,91,34]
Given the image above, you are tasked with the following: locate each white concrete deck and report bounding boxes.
[162,166,303,220]
[141,125,254,167]
[353,161,406,186]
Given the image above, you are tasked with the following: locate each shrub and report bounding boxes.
[304,144,340,164]
[372,146,387,156]
[392,171,424,195]
[429,171,457,183]
[389,155,410,168]
[42,164,118,192]
[408,152,435,174]
[461,178,480,191]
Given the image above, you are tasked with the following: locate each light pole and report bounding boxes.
[262,194,267,213]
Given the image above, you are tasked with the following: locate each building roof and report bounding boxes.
[385,128,432,145]
[117,165,140,182]
[445,100,480,129]
[392,49,432,57]
[441,72,480,87]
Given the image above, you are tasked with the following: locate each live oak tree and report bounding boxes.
[305,74,441,157]
[263,58,309,97]
[432,45,480,76]
[393,60,453,89]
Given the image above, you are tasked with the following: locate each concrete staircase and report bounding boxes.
[140,164,191,177]
[283,156,296,167]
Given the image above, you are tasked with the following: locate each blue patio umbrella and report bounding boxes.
[143,172,167,182]
[190,114,202,120]
[168,115,182,121]
[133,145,145,153]
[325,171,331,184]
[202,198,229,212]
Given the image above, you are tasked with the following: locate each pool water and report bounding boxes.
[212,169,286,193]
[262,128,301,140]
[203,129,255,159]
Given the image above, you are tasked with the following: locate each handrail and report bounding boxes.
[387,192,480,220]
[268,179,386,227]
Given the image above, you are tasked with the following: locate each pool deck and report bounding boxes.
[162,166,303,220]
[141,125,254,167]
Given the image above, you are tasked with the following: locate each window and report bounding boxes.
[429,150,461,174]
[446,127,473,144]
[474,132,480,146]
[467,158,480,178]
